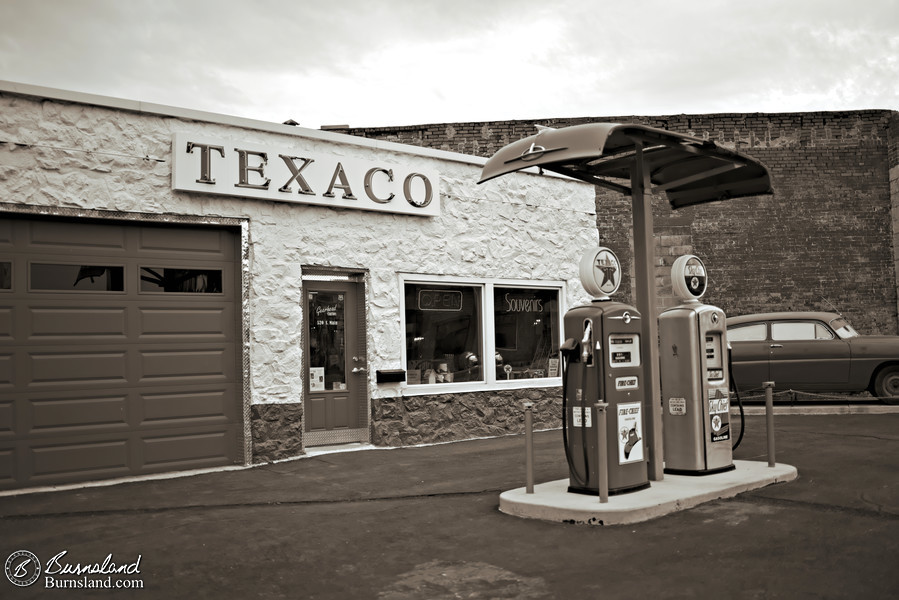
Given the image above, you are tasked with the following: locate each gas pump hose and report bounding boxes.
[728,354,745,451]
[560,349,589,489]
[579,360,590,487]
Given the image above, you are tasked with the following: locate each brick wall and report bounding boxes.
[890,111,899,326]
[329,110,899,335]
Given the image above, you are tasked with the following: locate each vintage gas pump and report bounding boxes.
[560,247,650,495]
[659,255,734,475]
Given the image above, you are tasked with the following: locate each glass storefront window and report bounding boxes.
[404,284,483,384]
[494,287,560,380]
[402,279,563,388]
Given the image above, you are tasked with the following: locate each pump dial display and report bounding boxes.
[671,255,707,300]
[579,247,621,298]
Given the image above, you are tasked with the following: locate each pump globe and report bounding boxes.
[671,255,707,301]
[579,247,621,299]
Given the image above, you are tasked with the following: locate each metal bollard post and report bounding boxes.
[763,382,776,467]
[523,402,534,494]
[595,402,609,503]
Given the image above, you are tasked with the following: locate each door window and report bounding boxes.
[307,291,347,391]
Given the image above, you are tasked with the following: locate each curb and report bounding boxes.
[499,460,799,526]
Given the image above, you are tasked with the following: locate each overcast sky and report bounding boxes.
[1,0,897,129]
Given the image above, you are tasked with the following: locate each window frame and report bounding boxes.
[399,273,566,395]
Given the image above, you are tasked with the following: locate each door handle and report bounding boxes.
[352,367,368,374]
[770,344,783,348]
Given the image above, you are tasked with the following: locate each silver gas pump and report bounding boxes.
[659,255,735,475]
[560,247,650,495]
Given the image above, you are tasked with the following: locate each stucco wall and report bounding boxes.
[0,87,596,420]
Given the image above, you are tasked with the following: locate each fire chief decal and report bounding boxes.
[709,389,731,443]
[617,401,644,464]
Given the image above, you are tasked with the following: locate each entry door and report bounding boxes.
[304,280,368,446]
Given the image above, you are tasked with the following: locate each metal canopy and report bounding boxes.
[478,122,773,208]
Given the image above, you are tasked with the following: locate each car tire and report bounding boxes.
[873,365,899,404]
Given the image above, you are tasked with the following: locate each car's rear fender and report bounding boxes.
[868,361,899,394]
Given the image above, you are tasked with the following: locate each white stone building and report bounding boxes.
[0,81,596,490]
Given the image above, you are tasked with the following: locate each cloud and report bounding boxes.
[0,0,896,128]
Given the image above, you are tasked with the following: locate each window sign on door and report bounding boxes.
[308,291,347,391]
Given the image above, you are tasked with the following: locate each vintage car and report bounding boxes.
[726,311,899,403]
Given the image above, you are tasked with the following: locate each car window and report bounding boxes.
[771,321,834,341]
[727,323,766,341]
[830,317,859,339]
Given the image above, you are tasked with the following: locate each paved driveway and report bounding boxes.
[1,414,897,598]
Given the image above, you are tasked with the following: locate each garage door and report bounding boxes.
[0,216,243,490]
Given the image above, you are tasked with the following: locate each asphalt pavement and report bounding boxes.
[1,411,897,599]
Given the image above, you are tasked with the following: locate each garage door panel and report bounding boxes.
[0,219,11,245]
[0,448,14,486]
[29,306,127,339]
[0,353,11,386]
[28,220,127,252]
[139,347,233,382]
[139,226,230,257]
[0,400,11,434]
[31,394,129,433]
[0,306,12,339]
[141,428,238,468]
[138,306,231,339]
[29,350,128,385]
[31,438,130,479]
[142,389,233,424]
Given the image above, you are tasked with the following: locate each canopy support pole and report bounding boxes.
[630,141,665,482]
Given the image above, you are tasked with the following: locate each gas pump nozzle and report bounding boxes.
[580,321,593,363]
[560,337,577,357]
